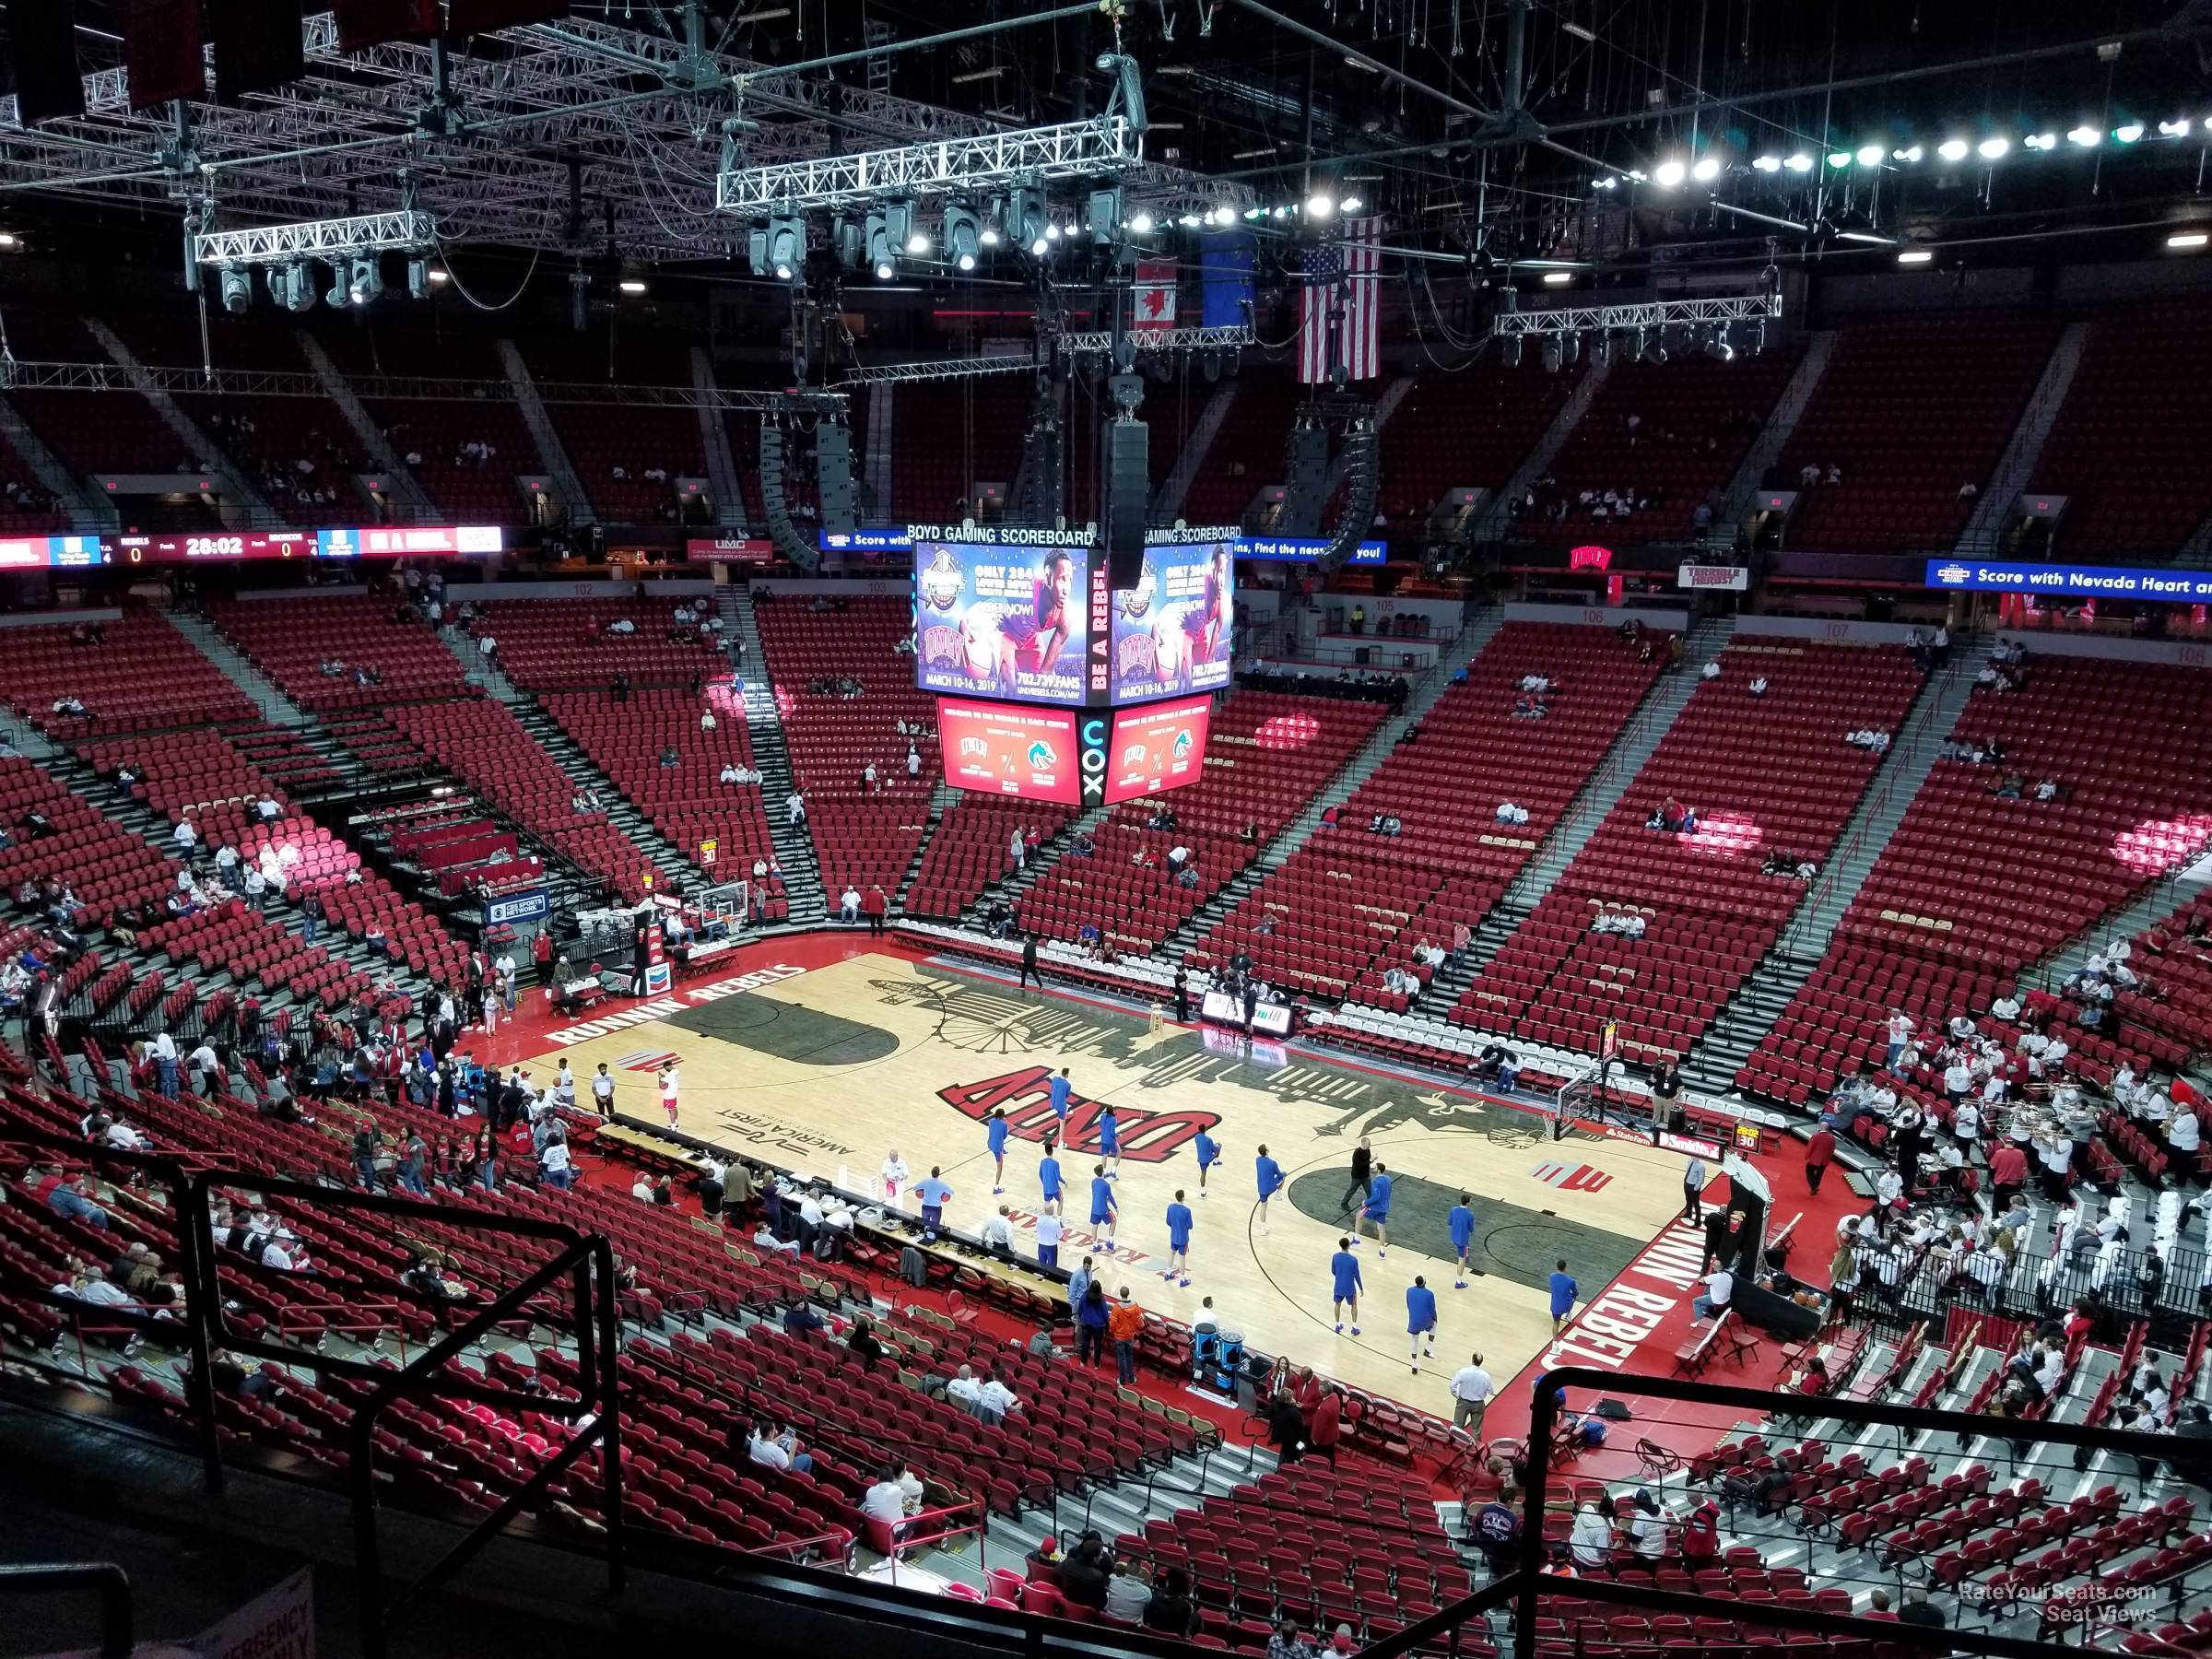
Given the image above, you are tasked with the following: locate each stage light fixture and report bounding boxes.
[1562,332,1581,365]
[1542,335,1562,372]
[1898,249,1934,265]
[278,264,317,312]
[760,214,804,281]
[219,266,253,313]
[1128,210,1156,233]
[1752,155,1782,172]
[1854,144,1884,166]
[2114,123,2144,143]
[1340,195,1364,213]
[619,278,649,295]
[2169,231,2209,250]
[1653,159,1687,187]
[2159,120,2194,138]
[1542,270,1573,286]
[905,229,929,255]
[1783,153,1814,171]
[943,204,982,271]
[1937,138,1971,161]
[1826,151,1853,169]
[347,257,382,306]
[406,257,430,300]
[2023,133,2056,150]
[1305,191,1335,218]
[1502,334,1523,368]
[324,267,350,309]
[1703,332,1735,362]
[2068,125,2101,147]
[1690,156,1722,182]
[864,210,896,279]
[1977,136,2010,159]
[1893,146,1924,163]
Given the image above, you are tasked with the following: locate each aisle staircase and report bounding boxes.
[497,340,592,525]
[1679,639,1994,1097]
[506,701,694,898]
[1959,321,2092,549]
[718,583,828,925]
[167,610,367,794]
[1716,330,1836,525]
[1436,617,1736,1003]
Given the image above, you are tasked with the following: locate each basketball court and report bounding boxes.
[522,936,1715,1413]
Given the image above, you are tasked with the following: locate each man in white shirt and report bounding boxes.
[1943,1058,1973,1105]
[186,1041,220,1092]
[1875,1168,1903,1210]
[1885,1012,1914,1070]
[979,1206,1016,1253]
[861,1471,909,1529]
[787,791,806,825]
[841,886,862,924]
[1034,1209,1064,1268]
[1693,1267,1734,1321]
[260,1233,301,1271]
[747,1422,793,1470]
[591,1064,615,1116]
[2171,1108,2201,1157]
[945,1365,984,1411]
[1991,991,2022,1022]
[976,1372,1019,1419]
[1448,1352,1495,1433]
[540,1137,575,1189]
[151,1030,180,1099]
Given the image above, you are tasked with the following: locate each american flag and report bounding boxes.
[1299,216,1383,383]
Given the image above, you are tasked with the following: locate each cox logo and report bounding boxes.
[1079,718,1109,804]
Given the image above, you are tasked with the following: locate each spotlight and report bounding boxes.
[279,264,316,312]
[1305,191,1335,218]
[943,203,982,272]
[980,226,1001,248]
[1937,138,1971,161]
[1752,155,1782,172]
[2169,231,2210,250]
[1703,332,1735,362]
[407,257,430,300]
[1008,187,1046,252]
[2023,133,2057,150]
[1977,136,2010,159]
[2114,123,2144,143]
[1854,144,1884,166]
[1542,270,1573,286]
[1128,210,1156,234]
[1898,248,1934,265]
[886,200,917,259]
[1826,151,1853,169]
[1241,206,1265,220]
[1653,159,1687,188]
[1690,156,1722,182]
[1562,332,1581,366]
[865,209,896,279]
[1593,175,1619,190]
[1594,332,1614,368]
[2159,119,2194,138]
[1644,336,1667,365]
[2067,125,2101,147]
[347,257,382,306]
[219,266,252,314]
[619,277,648,295]
[1783,153,1814,171]
[0,232,17,249]
[1542,335,1562,372]
[1501,334,1523,368]
[324,267,349,309]
[760,215,802,280]
[1341,195,1365,213]
[1892,146,1924,163]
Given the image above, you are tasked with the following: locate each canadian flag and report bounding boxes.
[1134,259,1178,332]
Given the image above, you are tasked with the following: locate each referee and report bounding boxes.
[1336,1135,1373,1220]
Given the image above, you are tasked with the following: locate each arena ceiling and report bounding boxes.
[1,0,2207,281]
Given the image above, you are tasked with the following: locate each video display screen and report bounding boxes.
[0,525,504,569]
[936,697,1083,805]
[1109,541,1234,704]
[1104,695,1212,804]
[913,542,1088,706]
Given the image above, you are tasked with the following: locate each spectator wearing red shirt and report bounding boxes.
[1989,1140,2030,1206]
[1310,1389,1343,1465]
[1804,1127,1836,1194]
[531,927,554,983]
[1679,1497,1721,1563]
[861,885,888,937]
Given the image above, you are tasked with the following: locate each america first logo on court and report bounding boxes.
[938,1065,1220,1162]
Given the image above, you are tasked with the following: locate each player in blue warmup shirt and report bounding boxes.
[1448,1194,1477,1288]
[1548,1256,1579,1335]
[1038,1143,1064,1215]
[1359,1162,1394,1256]
[1254,1144,1284,1233]
[1330,1236,1363,1334]
[1098,1103,1122,1179]
[1088,1164,1118,1246]
[1048,1067,1073,1127]
[915,1166,953,1238]
[1163,1190,1194,1286]
[1406,1274,1439,1373]
[1194,1128,1221,1197]
[985,1109,1010,1194]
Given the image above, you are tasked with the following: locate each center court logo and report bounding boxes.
[938,1066,1219,1161]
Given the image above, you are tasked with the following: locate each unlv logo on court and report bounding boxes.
[938,1066,1220,1163]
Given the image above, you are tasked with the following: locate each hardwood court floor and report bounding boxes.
[530,947,1695,1412]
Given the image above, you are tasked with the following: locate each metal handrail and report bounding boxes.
[0,1563,135,1659]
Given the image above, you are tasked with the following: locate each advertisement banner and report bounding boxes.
[1677,562,1750,592]
[685,536,775,562]
[914,543,1088,705]
[0,526,503,569]
[937,697,1082,804]
[191,1567,314,1659]
[1924,559,2212,603]
[481,888,549,929]
[1105,694,1212,803]
[1111,542,1234,703]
